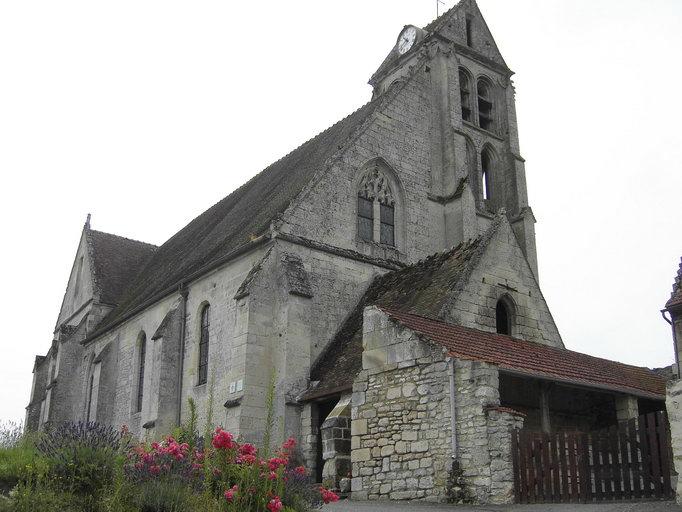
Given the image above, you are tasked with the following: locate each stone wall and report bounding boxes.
[351,348,452,501]
[350,307,523,504]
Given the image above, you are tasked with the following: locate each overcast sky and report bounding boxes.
[1,0,680,423]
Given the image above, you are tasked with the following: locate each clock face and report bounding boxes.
[397,26,417,55]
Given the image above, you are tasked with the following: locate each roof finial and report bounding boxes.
[436,0,445,17]
[85,213,91,229]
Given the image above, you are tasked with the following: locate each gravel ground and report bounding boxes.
[323,499,682,512]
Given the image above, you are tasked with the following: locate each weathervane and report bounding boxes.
[436,0,446,17]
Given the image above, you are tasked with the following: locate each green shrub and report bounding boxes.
[37,422,125,496]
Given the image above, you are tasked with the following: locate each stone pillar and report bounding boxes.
[300,403,318,477]
[615,395,639,422]
[539,383,551,433]
[667,380,682,503]
[321,395,352,490]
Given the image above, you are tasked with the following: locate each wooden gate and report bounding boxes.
[511,411,674,503]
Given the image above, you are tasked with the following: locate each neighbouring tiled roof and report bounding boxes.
[383,308,666,400]
[305,238,484,399]
[90,98,382,337]
[88,230,158,306]
[665,258,682,309]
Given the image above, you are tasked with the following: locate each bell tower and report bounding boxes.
[369,0,539,278]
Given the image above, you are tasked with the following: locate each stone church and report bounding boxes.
[27,0,667,503]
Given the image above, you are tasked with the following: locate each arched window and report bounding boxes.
[481,148,493,201]
[86,374,94,421]
[198,305,210,385]
[477,78,494,131]
[459,68,473,122]
[495,297,513,335]
[357,166,396,247]
[136,333,146,413]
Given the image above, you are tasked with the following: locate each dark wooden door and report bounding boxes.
[512,411,674,503]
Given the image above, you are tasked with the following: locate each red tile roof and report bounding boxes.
[381,307,666,400]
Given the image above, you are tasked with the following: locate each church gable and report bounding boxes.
[55,225,97,329]
[279,65,441,261]
[441,216,563,348]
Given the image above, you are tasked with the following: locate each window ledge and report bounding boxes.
[355,238,404,262]
[460,121,504,141]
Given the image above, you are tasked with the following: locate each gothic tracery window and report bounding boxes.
[198,304,210,385]
[357,166,395,247]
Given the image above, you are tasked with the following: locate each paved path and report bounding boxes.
[323,500,681,512]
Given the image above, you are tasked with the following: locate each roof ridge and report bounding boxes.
[90,229,158,249]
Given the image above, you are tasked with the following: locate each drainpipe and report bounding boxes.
[447,357,458,460]
[176,284,189,426]
[662,309,680,378]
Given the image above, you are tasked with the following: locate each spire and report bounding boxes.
[85,213,91,230]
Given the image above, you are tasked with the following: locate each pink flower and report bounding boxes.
[282,437,296,450]
[268,457,287,471]
[224,485,238,502]
[320,487,340,504]
[267,496,283,512]
[212,427,236,450]
[237,453,257,465]
[269,471,278,480]
[294,465,306,475]
[149,465,161,476]
[239,443,257,456]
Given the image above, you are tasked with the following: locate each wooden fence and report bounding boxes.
[511,411,674,503]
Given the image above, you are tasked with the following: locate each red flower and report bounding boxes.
[267,496,283,512]
[282,437,296,450]
[149,465,161,476]
[294,465,306,475]
[320,487,340,504]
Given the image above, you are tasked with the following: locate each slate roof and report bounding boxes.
[306,238,484,399]
[87,230,157,306]
[382,308,666,400]
[90,98,382,338]
[665,258,682,310]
